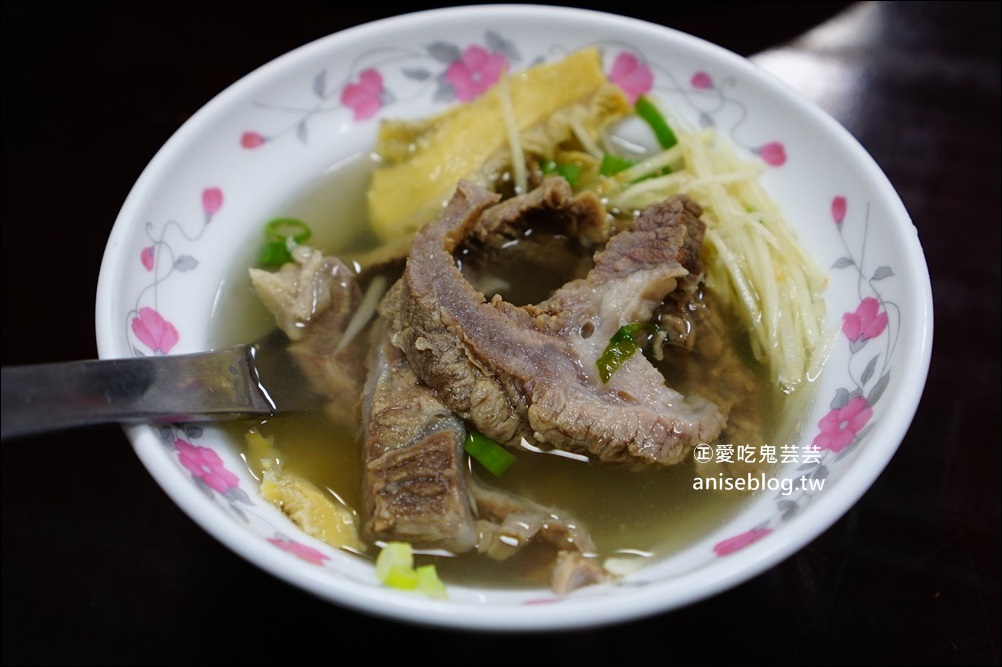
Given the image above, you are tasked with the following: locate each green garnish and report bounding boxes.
[375,542,448,599]
[599,153,636,176]
[600,97,677,179]
[463,429,516,476]
[635,95,677,149]
[542,160,582,185]
[258,217,312,266]
[376,541,412,583]
[596,322,658,383]
[257,242,293,266]
[415,564,448,599]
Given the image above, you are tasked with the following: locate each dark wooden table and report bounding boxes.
[2,2,998,664]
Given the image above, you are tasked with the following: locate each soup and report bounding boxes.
[210,47,826,593]
[212,158,797,590]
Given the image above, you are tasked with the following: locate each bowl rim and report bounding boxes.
[95,3,933,631]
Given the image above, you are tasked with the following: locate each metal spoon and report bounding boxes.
[0,329,326,440]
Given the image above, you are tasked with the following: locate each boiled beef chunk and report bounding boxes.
[361,317,609,592]
[387,180,725,466]
[469,476,609,593]
[360,318,478,552]
[467,174,609,248]
[249,246,368,425]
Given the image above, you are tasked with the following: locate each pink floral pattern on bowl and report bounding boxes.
[269,535,331,566]
[122,183,367,574]
[444,44,508,102]
[714,194,901,557]
[126,187,222,358]
[608,51,653,103]
[240,33,791,177]
[239,31,519,149]
[340,68,386,120]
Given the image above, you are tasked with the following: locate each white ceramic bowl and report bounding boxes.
[95,5,932,630]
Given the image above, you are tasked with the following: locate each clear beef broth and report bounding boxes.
[212,161,787,590]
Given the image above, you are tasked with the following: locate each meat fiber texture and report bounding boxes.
[386,179,726,468]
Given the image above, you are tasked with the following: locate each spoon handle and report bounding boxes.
[0,347,273,440]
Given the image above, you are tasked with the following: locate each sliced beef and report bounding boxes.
[468,175,609,248]
[360,318,477,552]
[249,246,368,425]
[459,175,605,305]
[362,318,608,590]
[386,180,726,466]
[665,292,774,482]
[652,202,708,351]
[469,477,609,594]
[252,242,609,593]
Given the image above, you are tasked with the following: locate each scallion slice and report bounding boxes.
[542,160,582,185]
[257,217,312,266]
[596,322,658,383]
[635,95,677,149]
[463,429,516,476]
[375,542,448,598]
[415,564,448,599]
[264,217,311,244]
[599,153,636,176]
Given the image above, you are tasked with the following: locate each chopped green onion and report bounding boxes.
[599,153,636,176]
[596,322,658,383]
[257,241,292,266]
[376,542,412,583]
[264,217,311,244]
[375,542,448,598]
[258,217,312,266]
[384,563,420,590]
[415,564,448,599]
[542,160,582,185]
[635,96,677,149]
[463,429,516,476]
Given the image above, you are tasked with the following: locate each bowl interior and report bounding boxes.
[95,5,931,630]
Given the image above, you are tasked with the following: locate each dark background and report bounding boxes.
[2,2,999,665]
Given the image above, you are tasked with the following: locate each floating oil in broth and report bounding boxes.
[212,155,794,590]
